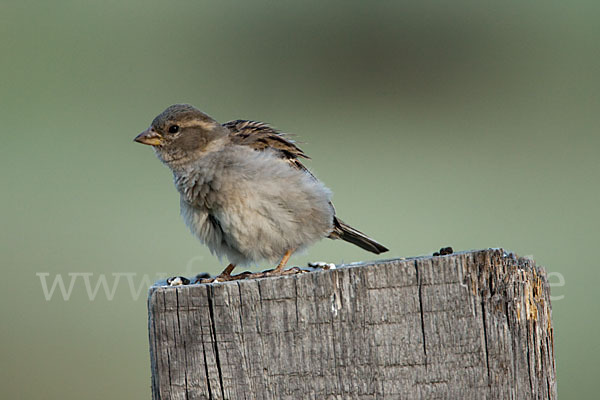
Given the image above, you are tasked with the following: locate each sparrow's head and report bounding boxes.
[134,104,228,165]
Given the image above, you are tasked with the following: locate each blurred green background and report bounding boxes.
[1,1,598,398]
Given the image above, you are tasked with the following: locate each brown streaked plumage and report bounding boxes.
[225,120,309,160]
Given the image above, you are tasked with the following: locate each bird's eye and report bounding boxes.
[168,125,180,134]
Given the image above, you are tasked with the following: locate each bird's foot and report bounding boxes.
[193,264,239,283]
[249,266,307,279]
[194,270,255,283]
[188,265,307,285]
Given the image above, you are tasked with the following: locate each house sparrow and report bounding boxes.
[135,104,388,281]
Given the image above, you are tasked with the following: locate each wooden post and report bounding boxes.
[148,249,556,399]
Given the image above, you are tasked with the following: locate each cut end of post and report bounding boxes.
[148,248,557,399]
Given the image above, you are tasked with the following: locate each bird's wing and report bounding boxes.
[223,119,312,173]
[223,120,387,253]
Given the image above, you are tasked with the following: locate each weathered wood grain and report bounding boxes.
[148,249,556,399]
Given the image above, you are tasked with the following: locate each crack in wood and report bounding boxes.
[174,289,190,400]
[162,293,173,391]
[206,286,226,400]
[480,300,491,384]
[414,260,428,366]
[198,307,213,400]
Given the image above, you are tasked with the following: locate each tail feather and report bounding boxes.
[329,217,389,254]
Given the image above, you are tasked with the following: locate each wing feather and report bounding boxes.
[224,120,309,161]
[223,119,388,253]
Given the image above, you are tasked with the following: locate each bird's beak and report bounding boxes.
[134,128,163,146]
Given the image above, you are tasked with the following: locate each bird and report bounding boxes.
[134,104,388,282]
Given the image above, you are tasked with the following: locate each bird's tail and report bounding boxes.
[329,217,389,254]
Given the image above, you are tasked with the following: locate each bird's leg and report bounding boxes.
[268,249,295,275]
[221,263,236,276]
[215,263,236,281]
[197,263,237,283]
